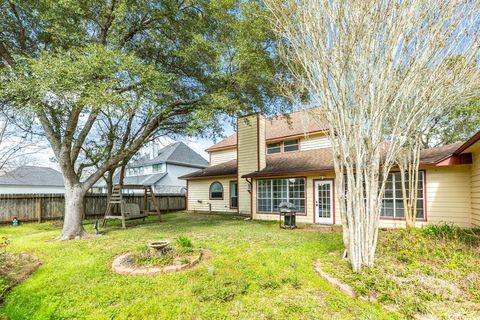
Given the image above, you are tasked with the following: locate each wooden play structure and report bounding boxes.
[102,184,161,228]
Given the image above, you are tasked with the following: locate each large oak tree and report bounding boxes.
[0,0,287,239]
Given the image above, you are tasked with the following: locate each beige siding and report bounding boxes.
[424,166,471,227]
[187,178,237,213]
[237,114,262,215]
[300,134,331,151]
[250,167,473,228]
[472,150,480,227]
[210,148,237,166]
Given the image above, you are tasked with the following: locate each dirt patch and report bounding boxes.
[0,253,41,302]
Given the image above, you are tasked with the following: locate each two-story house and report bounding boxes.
[181,108,480,228]
[95,142,208,194]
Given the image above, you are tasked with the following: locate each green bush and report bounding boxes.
[176,235,193,249]
[421,223,480,246]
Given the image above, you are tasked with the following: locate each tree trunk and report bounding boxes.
[59,184,88,240]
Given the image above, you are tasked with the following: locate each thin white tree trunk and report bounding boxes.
[59,183,88,240]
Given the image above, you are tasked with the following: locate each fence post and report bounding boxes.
[166,197,170,213]
[37,196,43,223]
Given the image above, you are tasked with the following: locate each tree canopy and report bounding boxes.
[0,0,288,239]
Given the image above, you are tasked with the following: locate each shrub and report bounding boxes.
[176,235,193,249]
[421,224,480,246]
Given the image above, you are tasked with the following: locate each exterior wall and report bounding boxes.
[237,114,265,215]
[251,173,340,224]
[249,166,473,228]
[210,148,237,166]
[187,178,238,213]
[158,164,200,188]
[0,185,65,194]
[300,134,331,151]
[471,149,480,227]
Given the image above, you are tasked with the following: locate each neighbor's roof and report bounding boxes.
[96,172,167,188]
[133,142,208,168]
[0,166,64,187]
[182,142,466,180]
[206,108,328,152]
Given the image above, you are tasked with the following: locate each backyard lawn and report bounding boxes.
[0,212,396,320]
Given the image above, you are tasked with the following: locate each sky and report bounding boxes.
[27,121,236,170]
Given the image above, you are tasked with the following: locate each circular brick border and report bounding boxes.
[112,250,207,275]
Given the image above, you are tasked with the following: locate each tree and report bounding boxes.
[266,0,480,271]
[0,109,38,172]
[0,0,287,239]
[422,98,480,148]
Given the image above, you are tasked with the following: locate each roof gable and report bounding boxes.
[206,108,327,152]
[132,142,208,168]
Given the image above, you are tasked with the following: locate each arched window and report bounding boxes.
[209,182,223,200]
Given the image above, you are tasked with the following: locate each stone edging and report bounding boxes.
[112,250,207,276]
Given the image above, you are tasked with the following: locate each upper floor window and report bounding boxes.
[209,182,224,200]
[127,166,145,177]
[283,139,299,152]
[267,142,281,154]
[153,163,165,173]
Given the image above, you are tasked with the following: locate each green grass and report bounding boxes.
[321,227,480,319]
[0,213,397,320]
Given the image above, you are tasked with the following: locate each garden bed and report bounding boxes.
[0,237,41,302]
[320,225,480,319]
[112,236,208,275]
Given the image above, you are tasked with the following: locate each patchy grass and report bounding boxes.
[0,213,397,319]
[0,236,40,304]
[321,226,480,319]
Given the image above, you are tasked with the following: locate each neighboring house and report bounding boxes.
[94,142,208,194]
[0,166,65,194]
[181,109,480,228]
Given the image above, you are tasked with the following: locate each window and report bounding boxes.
[344,171,425,220]
[209,182,224,200]
[267,142,281,154]
[283,139,299,152]
[381,171,425,219]
[153,163,165,173]
[230,181,238,209]
[257,178,305,213]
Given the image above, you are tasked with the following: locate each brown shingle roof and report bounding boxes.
[206,108,327,151]
[179,159,237,179]
[184,141,466,180]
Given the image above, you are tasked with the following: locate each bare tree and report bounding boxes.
[0,112,39,172]
[396,135,422,228]
[266,0,480,270]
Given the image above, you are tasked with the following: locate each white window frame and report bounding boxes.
[381,171,425,220]
[257,178,306,213]
[266,142,281,154]
[283,139,299,152]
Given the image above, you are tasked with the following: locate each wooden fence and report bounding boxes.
[0,193,186,224]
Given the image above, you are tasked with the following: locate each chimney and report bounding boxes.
[237,113,266,216]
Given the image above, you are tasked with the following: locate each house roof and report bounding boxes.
[133,142,208,168]
[96,172,167,188]
[179,160,238,179]
[0,166,64,187]
[182,141,466,180]
[206,108,328,152]
[454,130,480,154]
